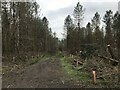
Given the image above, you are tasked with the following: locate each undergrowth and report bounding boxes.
[59,54,119,87]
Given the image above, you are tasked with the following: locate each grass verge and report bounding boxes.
[60,56,90,85]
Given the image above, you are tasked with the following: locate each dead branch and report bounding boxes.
[97,55,118,66]
[73,59,83,65]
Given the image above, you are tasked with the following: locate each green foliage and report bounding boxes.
[91,12,104,46]
[85,22,93,44]
[63,3,104,55]
[113,11,120,59]
[73,2,85,27]
[103,10,114,45]
[91,12,100,28]
[2,1,58,62]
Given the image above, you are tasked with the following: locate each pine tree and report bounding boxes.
[2,2,10,54]
[2,1,59,61]
[103,10,114,46]
[64,15,74,52]
[73,2,85,53]
[113,11,120,59]
[92,12,102,45]
[85,22,93,44]
[73,2,85,27]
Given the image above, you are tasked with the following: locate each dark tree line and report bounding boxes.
[1,1,120,61]
[2,1,58,61]
[63,2,120,59]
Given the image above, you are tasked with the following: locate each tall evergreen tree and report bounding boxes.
[73,2,85,27]
[64,15,74,52]
[103,10,114,46]
[85,22,93,44]
[92,12,103,45]
[2,1,59,62]
[73,2,85,53]
[2,2,10,54]
[113,11,120,59]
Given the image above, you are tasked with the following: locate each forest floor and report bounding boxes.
[2,53,120,88]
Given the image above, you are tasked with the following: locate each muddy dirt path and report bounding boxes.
[2,58,83,88]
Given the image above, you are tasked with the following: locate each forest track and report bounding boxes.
[2,57,83,88]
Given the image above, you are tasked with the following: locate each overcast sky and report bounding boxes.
[36,0,119,39]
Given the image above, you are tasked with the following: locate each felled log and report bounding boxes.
[98,55,118,66]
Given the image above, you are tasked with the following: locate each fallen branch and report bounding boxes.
[73,59,83,65]
[97,55,118,66]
